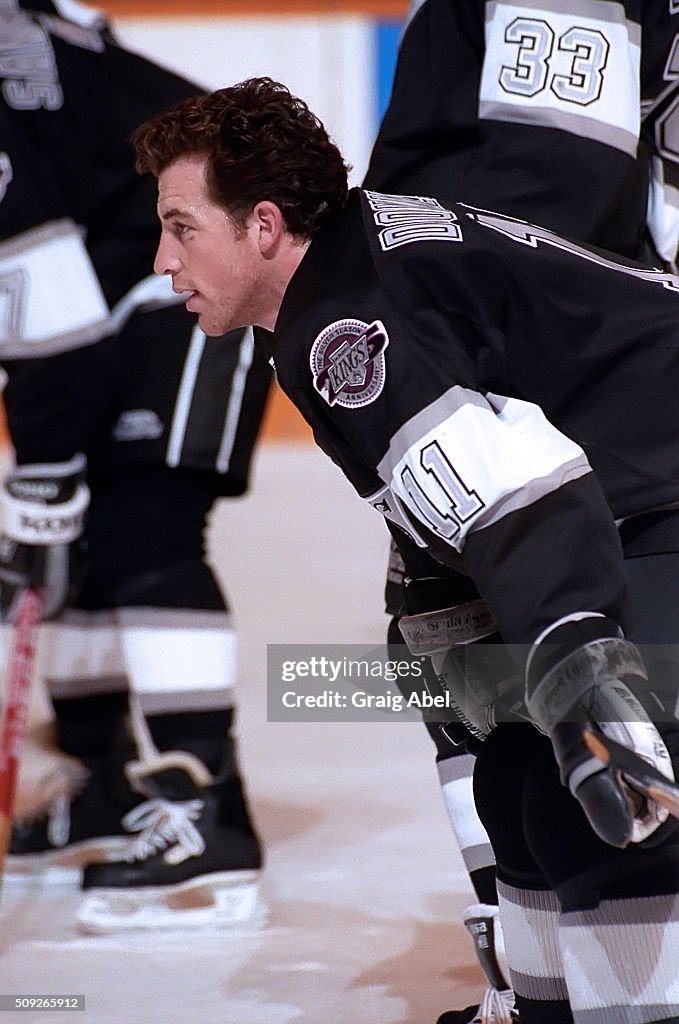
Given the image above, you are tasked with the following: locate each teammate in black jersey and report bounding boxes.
[133,76,679,1024]
[364,3,679,1018]
[366,0,679,270]
[0,0,269,932]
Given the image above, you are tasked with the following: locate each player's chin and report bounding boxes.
[197,310,232,338]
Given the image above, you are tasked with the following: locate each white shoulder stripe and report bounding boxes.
[377,386,592,553]
[0,219,112,358]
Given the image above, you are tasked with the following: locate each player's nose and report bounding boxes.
[154,236,181,277]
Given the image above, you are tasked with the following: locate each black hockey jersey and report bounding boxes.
[0,0,195,332]
[0,0,271,484]
[364,0,679,266]
[267,188,679,644]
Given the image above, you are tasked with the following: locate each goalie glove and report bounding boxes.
[526,630,676,848]
[0,454,89,622]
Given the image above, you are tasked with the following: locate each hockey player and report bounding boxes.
[366,0,679,269]
[0,1,270,932]
[365,2,679,1018]
[131,77,679,1023]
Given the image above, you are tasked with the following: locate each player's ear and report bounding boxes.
[251,201,285,256]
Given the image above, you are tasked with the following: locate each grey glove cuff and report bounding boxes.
[525,636,648,734]
[400,599,523,737]
[399,599,497,656]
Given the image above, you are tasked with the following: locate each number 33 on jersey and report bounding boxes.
[480,1,640,156]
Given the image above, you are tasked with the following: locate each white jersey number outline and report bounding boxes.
[501,17,609,106]
[400,440,484,541]
[466,206,679,292]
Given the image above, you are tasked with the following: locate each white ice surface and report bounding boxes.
[0,443,483,1024]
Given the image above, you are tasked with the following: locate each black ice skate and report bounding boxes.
[582,727,679,820]
[7,753,139,882]
[76,751,263,933]
[436,904,519,1024]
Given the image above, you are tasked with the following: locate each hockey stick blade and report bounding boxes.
[582,728,679,820]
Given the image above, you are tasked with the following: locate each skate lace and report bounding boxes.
[121,798,205,863]
[473,987,517,1024]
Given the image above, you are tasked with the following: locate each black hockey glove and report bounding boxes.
[526,631,676,848]
[0,454,89,622]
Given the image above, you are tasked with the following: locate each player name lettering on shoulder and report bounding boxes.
[465,206,679,293]
[365,190,463,251]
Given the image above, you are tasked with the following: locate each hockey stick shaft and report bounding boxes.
[0,588,42,885]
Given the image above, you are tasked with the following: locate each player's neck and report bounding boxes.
[261,236,311,332]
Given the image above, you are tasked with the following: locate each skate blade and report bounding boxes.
[582,729,679,819]
[75,870,264,934]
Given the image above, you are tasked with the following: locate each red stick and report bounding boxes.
[0,589,42,881]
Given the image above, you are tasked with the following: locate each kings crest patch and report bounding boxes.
[310,319,389,408]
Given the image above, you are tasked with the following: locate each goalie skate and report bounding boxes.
[582,727,679,820]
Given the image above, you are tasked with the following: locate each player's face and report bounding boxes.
[154,155,263,336]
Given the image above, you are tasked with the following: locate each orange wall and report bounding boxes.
[260,383,314,442]
[97,1,407,15]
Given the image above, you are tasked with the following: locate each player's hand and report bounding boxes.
[0,454,89,622]
[526,637,676,848]
[399,581,525,740]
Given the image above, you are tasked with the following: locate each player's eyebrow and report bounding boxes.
[159,206,194,222]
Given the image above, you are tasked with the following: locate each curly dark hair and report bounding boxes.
[132,77,350,238]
